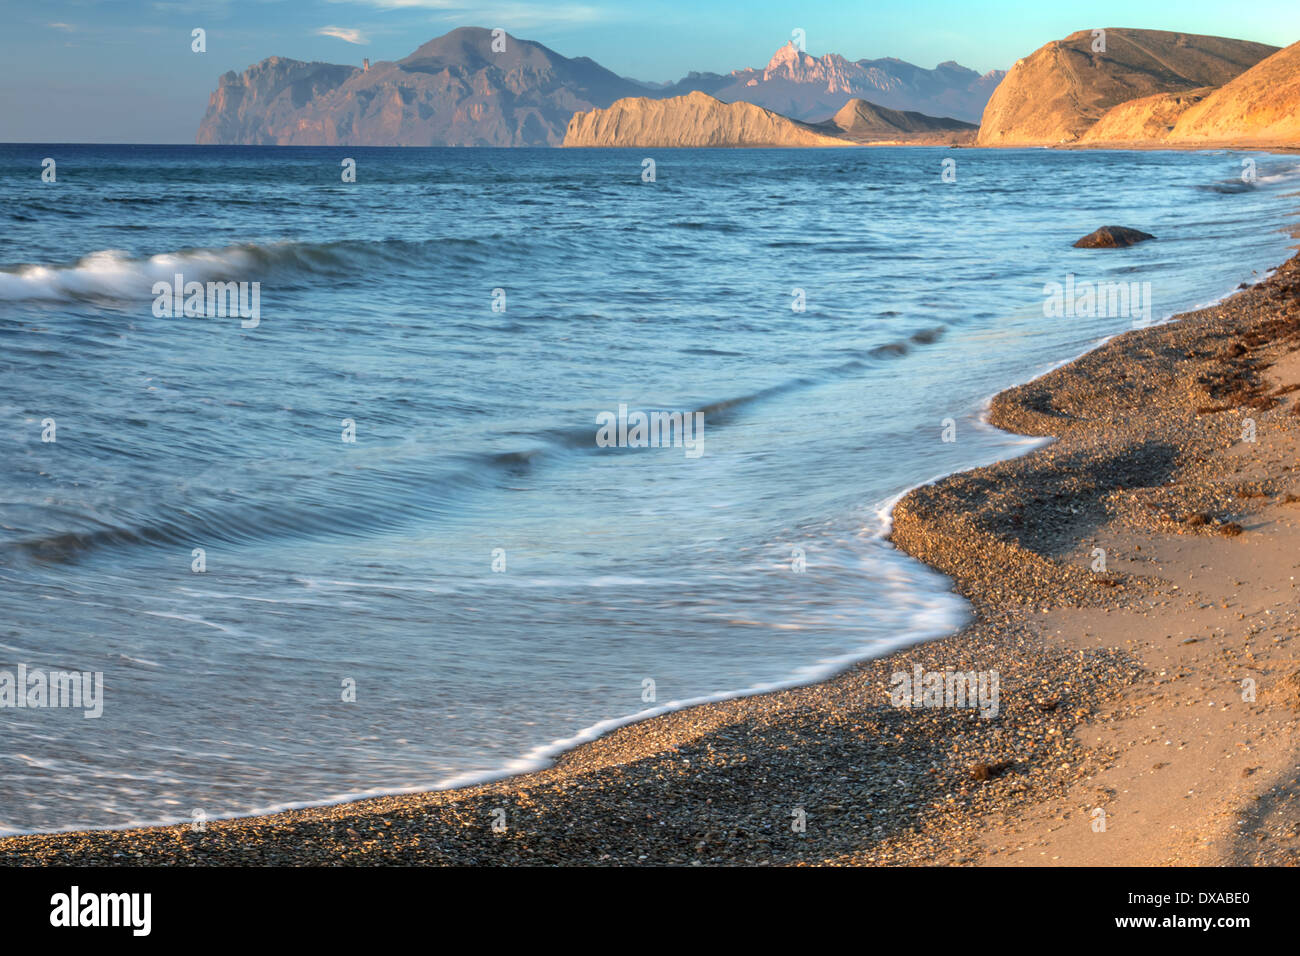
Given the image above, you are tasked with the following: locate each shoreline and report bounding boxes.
[4,251,1300,865]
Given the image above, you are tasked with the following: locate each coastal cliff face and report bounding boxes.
[196,27,649,146]
[977,29,1278,146]
[561,92,976,147]
[562,91,847,147]
[197,58,361,145]
[1167,40,1300,146]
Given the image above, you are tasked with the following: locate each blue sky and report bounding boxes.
[2,0,1298,142]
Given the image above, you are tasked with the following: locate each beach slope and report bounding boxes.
[3,256,1299,866]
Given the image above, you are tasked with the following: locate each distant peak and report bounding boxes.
[765,41,810,70]
[400,25,534,65]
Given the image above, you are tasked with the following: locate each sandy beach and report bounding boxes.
[4,247,1298,866]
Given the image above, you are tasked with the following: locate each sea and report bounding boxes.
[1,143,1296,833]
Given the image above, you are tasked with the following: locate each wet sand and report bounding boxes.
[3,251,1299,866]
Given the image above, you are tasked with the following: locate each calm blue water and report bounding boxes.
[1,144,1296,833]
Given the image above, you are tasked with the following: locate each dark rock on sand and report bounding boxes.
[971,760,1014,781]
[1073,226,1156,248]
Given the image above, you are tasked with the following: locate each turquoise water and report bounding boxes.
[0,144,1296,832]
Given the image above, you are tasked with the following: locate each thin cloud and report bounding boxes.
[438,5,606,27]
[316,26,370,44]
[48,22,76,31]
[152,0,234,15]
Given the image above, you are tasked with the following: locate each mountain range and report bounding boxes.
[647,41,1002,123]
[196,27,1002,146]
[196,25,1299,150]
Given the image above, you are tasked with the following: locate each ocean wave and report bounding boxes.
[1196,161,1300,194]
[1257,161,1300,184]
[0,237,495,303]
[1196,182,1255,194]
[2,459,486,563]
[3,320,957,564]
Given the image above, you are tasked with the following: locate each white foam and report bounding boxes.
[0,584,966,838]
[1257,163,1300,184]
[0,245,262,302]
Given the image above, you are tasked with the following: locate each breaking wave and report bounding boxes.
[0,237,498,302]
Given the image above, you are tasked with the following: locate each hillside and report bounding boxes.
[1168,40,1300,146]
[976,28,1277,146]
[561,91,848,147]
[831,98,976,143]
[1077,88,1216,145]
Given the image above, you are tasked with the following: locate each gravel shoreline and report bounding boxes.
[4,252,1299,866]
